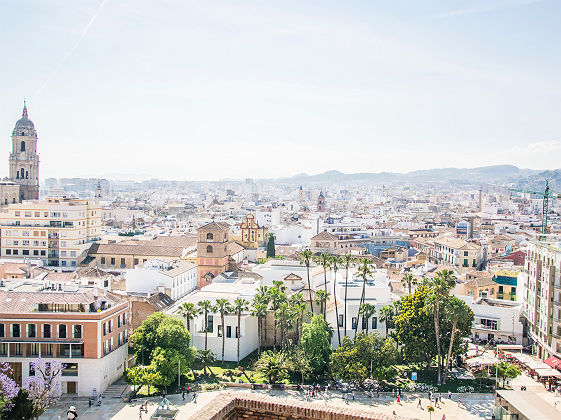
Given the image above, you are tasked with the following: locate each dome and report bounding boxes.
[14,102,35,130]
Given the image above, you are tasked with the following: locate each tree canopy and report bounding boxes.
[300,315,332,374]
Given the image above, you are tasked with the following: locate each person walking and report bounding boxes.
[66,406,78,420]
[182,390,185,401]
[448,391,452,399]
[138,407,143,420]
[457,397,461,407]
[192,391,197,403]
[417,398,422,409]
[397,394,400,404]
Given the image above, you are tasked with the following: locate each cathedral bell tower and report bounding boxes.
[10,102,40,201]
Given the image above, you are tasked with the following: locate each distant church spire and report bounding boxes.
[22,100,28,119]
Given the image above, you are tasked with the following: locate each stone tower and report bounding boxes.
[317,190,326,212]
[196,221,230,289]
[10,102,39,201]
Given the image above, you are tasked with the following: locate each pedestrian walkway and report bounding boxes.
[41,389,495,419]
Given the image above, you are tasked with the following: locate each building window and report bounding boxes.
[101,257,106,264]
[103,323,107,336]
[73,325,82,339]
[23,250,29,255]
[5,250,11,255]
[235,327,240,338]
[206,245,213,253]
[226,326,232,338]
[371,317,378,330]
[13,343,23,356]
[338,315,344,327]
[27,324,36,338]
[207,315,213,332]
[30,343,40,356]
[110,257,115,265]
[12,324,20,338]
[0,324,4,338]
[218,325,222,337]
[43,324,51,338]
[120,258,125,266]
[351,317,357,330]
[20,141,25,151]
[58,325,67,339]
[206,233,214,240]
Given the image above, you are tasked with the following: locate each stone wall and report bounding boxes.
[193,392,413,420]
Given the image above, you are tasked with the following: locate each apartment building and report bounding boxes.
[0,197,101,268]
[0,281,128,396]
[433,237,482,269]
[522,240,561,360]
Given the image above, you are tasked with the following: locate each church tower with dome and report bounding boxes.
[9,102,40,201]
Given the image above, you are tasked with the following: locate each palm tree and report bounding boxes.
[425,269,457,385]
[270,281,287,350]
[401,272,418,295]
[354,258,374,335]
[358,303,377,334]
[289,293,308,343]
[197,300,214,351]
[314,289,329,318]
[213,298,232,365]
[233,297,250,364]
[299,250,314,314]
[250,301,268,355]
[378,304,395,337]
[313,253,331,320]
[443,296,470,383]
[178,302,198,343]
[342,253,354,337]
[196,349,216,376]
[254,350,289,384]
[330,255,343,345]
[255,286,271,346]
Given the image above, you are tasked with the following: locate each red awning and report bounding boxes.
[544,356,561,369]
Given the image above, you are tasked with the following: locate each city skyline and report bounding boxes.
[1,0,561,181]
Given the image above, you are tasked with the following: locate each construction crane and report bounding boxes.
[509,180,561,238]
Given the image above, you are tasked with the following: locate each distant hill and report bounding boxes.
[273,165,561,186]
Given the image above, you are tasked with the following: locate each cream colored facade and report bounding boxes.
[0,197,101,268]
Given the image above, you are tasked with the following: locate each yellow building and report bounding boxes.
[240,214,266,248]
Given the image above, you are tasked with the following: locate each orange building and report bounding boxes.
[196,222,231,288]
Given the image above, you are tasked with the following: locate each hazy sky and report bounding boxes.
[1,0,560,181]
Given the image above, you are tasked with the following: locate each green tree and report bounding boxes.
[330,255,343,345]
[124,364,162,396]
[299,250,314,314]
[401,272,418,295]
[270,281,287,350]
[300,315,332,374]
[266,232,276,258]
[130,312,195,366]
[354,258,374,334]
[2,389,34,420]
[289,347,313,384]
[314,289,329,318]
[251,300,268,355]
[313,252,332,320]
[254,351,290,384]
[342,253,354,337]
[151,346,196,387]
[197,300,214,351]
[233,297,250,363]
[495,362,521,388]
[358,303,377,333]
[289,293,309,343]
[378,304,395,337]
[442,296,474,383]
[214,298,233,365]
[177,302,198,343]
[425,270,457,385]
[254,286,271,347]
[195,349,217,376]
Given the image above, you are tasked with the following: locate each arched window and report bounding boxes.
[25,171,28,179]
[206,245,213,253]
[21,131,24,136]
[206,232,214,240]
[20,168,24,179]
[20,141,25,152]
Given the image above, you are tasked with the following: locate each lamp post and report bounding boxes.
[178,359,181,393]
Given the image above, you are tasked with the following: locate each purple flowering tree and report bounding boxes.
[24,357,64,419]
[0,362,19,412]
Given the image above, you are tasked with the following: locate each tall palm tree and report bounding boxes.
[289,293,308,343]
[330,255,343,345]
[314,289,329,318]
[299,250,314,314]
[178,302,198,343]
[443,296,470,384]
[354,258,374,335]
[425,269,457,385]
[270,281,287,350]
[233,297,250,364]
[250,301,268,355]
[401,272,418,295]
[197,300,214,351]
[342,253,354,337]
[378,304,395,337]
[313,253,331,320]
[255,286,271,346]
[214,298,233,365]
[358,303,377,334]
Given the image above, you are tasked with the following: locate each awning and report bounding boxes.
[544,356,561,370]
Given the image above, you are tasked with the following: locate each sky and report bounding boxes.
[1,0,560,181]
